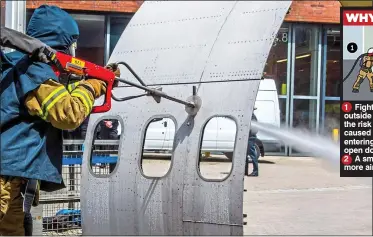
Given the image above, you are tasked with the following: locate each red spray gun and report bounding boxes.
[46,51,116,113]
[43,49,197,113]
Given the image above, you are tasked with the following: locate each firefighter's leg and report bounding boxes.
[367,73,373,92]
[0,176,25,236]
[352,70,367,93]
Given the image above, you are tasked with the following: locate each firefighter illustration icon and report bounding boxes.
[342,8,373,101]
[343,46,373,100]
[352,47,373,93]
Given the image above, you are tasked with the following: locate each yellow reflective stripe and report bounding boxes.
[67,82,80,92]
[41,86,65,109]
[75,88,93,109]
[72,88,93,109]
[41,91,69,120]
[71,93,90,114]
[77,88,93,109]
[71,89,93,114]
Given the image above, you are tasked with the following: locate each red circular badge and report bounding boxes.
[341,154,352,165]
[341,102,352,113]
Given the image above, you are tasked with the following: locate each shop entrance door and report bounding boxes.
[289,24,321,155]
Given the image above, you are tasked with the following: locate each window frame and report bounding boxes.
[197,115,237,182]
[139,115,177,179]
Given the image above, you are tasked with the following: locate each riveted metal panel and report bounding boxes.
[81,1,291,235]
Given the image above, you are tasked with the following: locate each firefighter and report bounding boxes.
[352,47,373,93]
[0,5,119,235]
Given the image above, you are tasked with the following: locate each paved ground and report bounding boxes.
[242,156,372,235]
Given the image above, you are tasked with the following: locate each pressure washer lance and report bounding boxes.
[114,77,196,108]
[114,61,197,109]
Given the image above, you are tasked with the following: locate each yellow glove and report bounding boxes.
[105,63,120,77]
[85,79,107,98]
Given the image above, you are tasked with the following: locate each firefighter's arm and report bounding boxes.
[24,79,106,130]
[366,57,373,68]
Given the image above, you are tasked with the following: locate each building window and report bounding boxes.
[293,26,320,96]
[264,24,289,95]
[323,100,340,139]
[325,28,340,97]
[26,10,33,29]
[290,25,320,135]
[109,16,132,56]
[322,27,340,139]
[1,3,5,27]
[71,14,105,65]
[292,99,318,130]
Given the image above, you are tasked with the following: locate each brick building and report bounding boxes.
[2,1,343,155]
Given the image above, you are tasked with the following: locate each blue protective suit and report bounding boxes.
[0,5,79,191]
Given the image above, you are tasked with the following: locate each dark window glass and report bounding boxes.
[71,14,105,65]
[293,26,320,96]
[109,16,132,56]
[325,28,340,97]
[264,24,289,95]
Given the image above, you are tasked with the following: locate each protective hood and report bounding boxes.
[26,5,79,51]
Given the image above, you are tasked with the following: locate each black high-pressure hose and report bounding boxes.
[111,61,148,102]
[343,53,371,82]
[116,61,147,86]
[112,93,148,102]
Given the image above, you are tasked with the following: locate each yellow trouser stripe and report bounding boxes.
[71,89,93,114]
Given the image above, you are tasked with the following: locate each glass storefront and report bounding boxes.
[265,23,340,155]
[263,24,290,154]
[321,27,341,140]
[291,24,320,138]
[293,26,320,96]
[324,28,341,98]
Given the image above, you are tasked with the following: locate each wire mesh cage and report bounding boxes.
[40,139,119,235]
[41,200,82,236]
